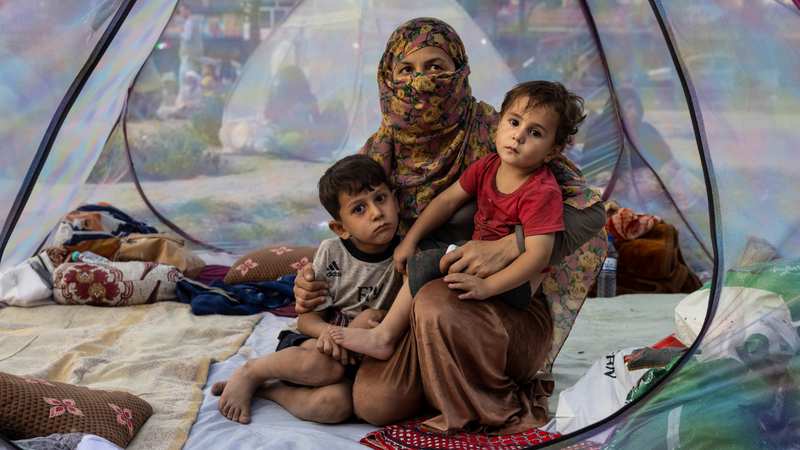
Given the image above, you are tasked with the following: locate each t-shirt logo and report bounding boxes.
[326,261,342,277]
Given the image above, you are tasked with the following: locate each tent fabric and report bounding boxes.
[2,0,800,448]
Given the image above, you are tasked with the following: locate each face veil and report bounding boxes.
[358,17,499,227]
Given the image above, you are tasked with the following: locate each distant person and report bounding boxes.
[157,70,202,119]
[219,52,239,85]
[178,5,204,93]
[583,87,705,212]
[264,65,320,128]
[201,64,217,98]
[264,65,346,160]
[128,58,163,120]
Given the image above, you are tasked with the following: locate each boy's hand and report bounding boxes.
[443,272,493,300]
[393,240,417,275]
[316,328,351,365]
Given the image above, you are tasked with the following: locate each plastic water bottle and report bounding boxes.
[597,235,617,297]
[71,251,111,264]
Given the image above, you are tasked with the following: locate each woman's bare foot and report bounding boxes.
[216,363,263,424]
[329,325,395,361]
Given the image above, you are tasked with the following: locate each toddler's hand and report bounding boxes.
[316,328,350,365]
[443,273,493,300]
[393,240,416,275]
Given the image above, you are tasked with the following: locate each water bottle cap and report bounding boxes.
[71,251,81,261]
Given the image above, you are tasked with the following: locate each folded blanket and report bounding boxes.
[614,223,702,295]
[605,207,661,242]
[176,275,295,315]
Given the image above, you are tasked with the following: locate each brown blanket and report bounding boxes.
[614,223,702,295]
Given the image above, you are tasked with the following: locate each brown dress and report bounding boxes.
[352,278,553,435]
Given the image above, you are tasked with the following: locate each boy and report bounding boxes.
[212,154,405,424]
[331,80,586,360]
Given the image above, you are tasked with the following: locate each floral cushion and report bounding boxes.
[0,372,152,448]
[540,229,609,373]
[223,246,317,285]
[52,262,183,306]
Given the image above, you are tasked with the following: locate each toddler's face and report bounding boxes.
[496,97,563,171]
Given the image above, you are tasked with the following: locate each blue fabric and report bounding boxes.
[176,274,296,315]
[63,204,159,246]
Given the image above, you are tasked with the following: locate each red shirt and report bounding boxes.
[459,153,564,241]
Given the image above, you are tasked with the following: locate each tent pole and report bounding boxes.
[0,0,139,263]
[646,0,722,361]
[576,0,626,201]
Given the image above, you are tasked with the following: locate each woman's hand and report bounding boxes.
[393,240,417,275]
[439,237,518,278]
[443,272,493,300]
[294,264,329,314]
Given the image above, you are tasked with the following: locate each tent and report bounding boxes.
[1,0,800,448]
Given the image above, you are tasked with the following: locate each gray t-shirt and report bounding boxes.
[282,236,402,334]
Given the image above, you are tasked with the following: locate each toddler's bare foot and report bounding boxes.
[329,325,395,361]
[217,363,262,424]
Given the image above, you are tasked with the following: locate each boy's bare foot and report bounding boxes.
[216,363,263,424]
[329,325,395,361]
[211,380,228,396]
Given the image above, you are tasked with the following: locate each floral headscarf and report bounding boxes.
[359,17,602,231]
[358,18,497,227]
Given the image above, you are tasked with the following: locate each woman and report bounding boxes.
[295,18,606,434]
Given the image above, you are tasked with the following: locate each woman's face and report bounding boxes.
[391,46,456,82]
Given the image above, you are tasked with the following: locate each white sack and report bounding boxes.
[556,348,651,435]
[674,286,800,363]
[0,263,55,308]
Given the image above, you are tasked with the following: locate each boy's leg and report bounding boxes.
[249,378,354,423]
[329,276,412,360]
[212,338,346,423]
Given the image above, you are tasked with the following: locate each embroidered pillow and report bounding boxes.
[0,372,152,448]
[223,246,317,285]
[52,262,183,306]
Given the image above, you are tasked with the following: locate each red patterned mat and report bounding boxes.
[360,414,562,450]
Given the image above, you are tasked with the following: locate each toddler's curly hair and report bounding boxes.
[500,80,586,148]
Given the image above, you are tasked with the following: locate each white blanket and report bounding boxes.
[184,313,378,449]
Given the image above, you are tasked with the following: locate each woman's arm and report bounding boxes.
[294,265,329,314]
[443,234,554,299]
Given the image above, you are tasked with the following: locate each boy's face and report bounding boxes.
[497,96,564,171]
[329,183,399,254]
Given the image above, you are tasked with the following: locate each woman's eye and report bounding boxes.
[431,64,442,71]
